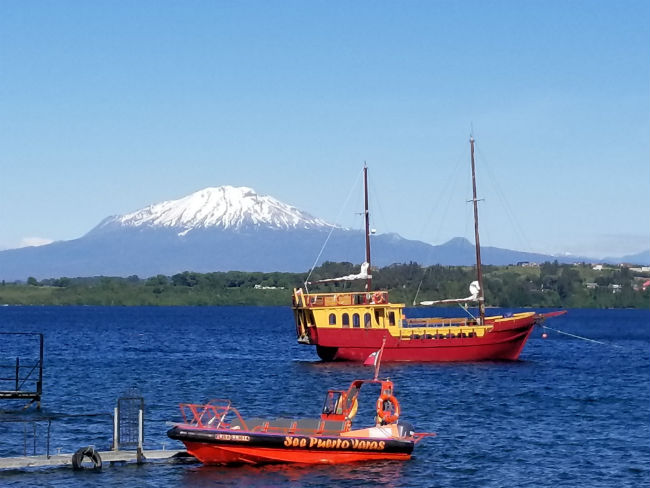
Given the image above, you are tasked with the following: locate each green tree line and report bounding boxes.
[1,261,648,308]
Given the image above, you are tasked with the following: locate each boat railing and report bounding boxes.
[261,418,349,435]
[179,399,246,430]
[178,409,350,436]
[404,318,472,327]
[296,290,390,308]
[412,432,437,443]
[398,324,486,340]
[233,417,347,435]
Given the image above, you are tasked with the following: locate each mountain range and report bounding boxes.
[1,186,648,281]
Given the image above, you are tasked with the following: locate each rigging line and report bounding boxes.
[304,168,364,288]
[459,303,476,320]
[367,173,386,241]
[478,148,532,251]
[475,142,533,253]
[417,144,469,244]
[412,146,468,305]
[412,278,425,306]
[539,324,624,348]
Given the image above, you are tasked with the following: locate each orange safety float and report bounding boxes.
[376,393,400,424]
[372,292,386,304]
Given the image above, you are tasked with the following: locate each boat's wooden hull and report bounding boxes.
[309,313,550,362]
[168,426,414,465]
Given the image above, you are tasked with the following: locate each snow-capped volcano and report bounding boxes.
[91,186,335,236]
[1,186,618,281]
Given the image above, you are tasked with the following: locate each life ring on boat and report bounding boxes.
[372,292,386,304]
[71,446,102,471]
[376,394,400,424]
[336,294,346,306]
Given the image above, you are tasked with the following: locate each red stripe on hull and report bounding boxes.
[313,317,537,362]
[184,442,411,465]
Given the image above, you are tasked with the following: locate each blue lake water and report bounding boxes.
[0,306,648,487]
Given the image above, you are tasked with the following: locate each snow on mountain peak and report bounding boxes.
[97,186,335,235]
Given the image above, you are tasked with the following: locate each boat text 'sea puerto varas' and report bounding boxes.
[292,137,565,362]
[167,347,433,465]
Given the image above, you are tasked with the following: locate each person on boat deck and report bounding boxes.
[377,398,395,425]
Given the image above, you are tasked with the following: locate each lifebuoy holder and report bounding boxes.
[376,393,400,424]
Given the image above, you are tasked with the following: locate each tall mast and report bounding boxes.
[363,164,372,291]
[470,136,485,324]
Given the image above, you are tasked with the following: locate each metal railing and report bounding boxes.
[0,413,112,458]
[0,333,43,409]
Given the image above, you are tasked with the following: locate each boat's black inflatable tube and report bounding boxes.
[71,446,102,471]
[168,426,414,455]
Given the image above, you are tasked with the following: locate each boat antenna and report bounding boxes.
[469,136,486,325]
[363,163,372,292]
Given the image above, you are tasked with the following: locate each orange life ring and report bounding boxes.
[336,294,347,306]
[372,292,386,304]
[375,393,400,424]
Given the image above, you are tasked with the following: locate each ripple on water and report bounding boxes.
[0,306,648,488]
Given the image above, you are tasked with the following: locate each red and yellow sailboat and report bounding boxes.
[292,137,565,362]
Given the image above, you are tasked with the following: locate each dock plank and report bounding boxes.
[0,450,189,470]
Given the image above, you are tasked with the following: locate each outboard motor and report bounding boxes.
[397,420,415,438]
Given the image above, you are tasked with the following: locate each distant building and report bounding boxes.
[516,261,538,267]
[254,284,285,290]
[630,266,650,273]
[608,284,622,294]
[585,282,598,290]
[592,264,604,271]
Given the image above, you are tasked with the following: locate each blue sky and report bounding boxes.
[1,1,648,259]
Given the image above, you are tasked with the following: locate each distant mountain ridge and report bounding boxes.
[604,250,650,266]
[0,186,648,281]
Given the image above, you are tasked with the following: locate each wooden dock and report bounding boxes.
[1,352,193,472]
[0,449,193,470]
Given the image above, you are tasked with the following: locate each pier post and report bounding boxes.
[37,333,43,409]
[113,407,119,451]
[137,408,144,463]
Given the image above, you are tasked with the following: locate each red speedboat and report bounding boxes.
[167,374,433,465]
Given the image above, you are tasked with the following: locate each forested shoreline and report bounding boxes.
[1,261,648,308]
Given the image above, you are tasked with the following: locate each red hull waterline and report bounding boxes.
[309,312,564,362]
[184,441,411,465]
